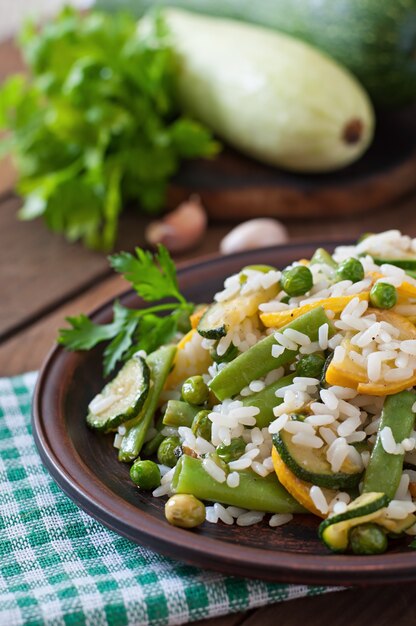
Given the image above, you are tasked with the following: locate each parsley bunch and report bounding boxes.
[59,245,193,375]
[0,8,218,251]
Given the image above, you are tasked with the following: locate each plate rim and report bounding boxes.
[32,241,416,586]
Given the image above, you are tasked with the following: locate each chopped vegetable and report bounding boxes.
[271,447,336,518]
[157,436,182,467]
[210,307,333,400]
[172,455,306,514]
[181,375,209,405]
[281,266,313,297]
[273,430,363,490]
[130,460,161,490]
[349,523,388,555]
[318,493,389,552]
[165,494,206,528]
[369,282,398,309]
[86,356,149,432]
[362,390,416,499]
[336,258,364,283]
[260,292,369,329]
[296,354,326,379]
[162,400,199,427]
[118,345,176,462]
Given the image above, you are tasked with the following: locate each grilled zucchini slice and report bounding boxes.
[197,283,278,339]
[86,356,150,432]
[319,492,389,552]
[273,429,363,490]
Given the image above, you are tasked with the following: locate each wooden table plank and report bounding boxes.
[239,584,416,626]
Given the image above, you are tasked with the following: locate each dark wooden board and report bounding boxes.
[169,107,416,220]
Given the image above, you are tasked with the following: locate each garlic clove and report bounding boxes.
[145,195,207,253]
[220,218,289,255]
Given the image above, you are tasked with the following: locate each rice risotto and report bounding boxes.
[89,230,416,555]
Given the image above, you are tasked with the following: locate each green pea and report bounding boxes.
[216,437,246,463]
[157,436,182,468]
[369,282,398,309]
[336,257,364,283]
[130,460,161,490]
[182,375,209,405]
[165,494,206,528]
[349,523,388,555]
[281,265,313,297]
[191,410,212,440]
[296,354,326,379]
[210,343,239,364]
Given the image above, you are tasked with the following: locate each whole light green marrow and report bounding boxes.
[98,0,416,109]
[148,9,374,172]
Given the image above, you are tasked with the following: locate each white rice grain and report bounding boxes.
[292,433,324,449]
[309,486,329,515]
[272,344,285,359]
[268,413,289,434]
[202,458,227,483]
[283,328,311,347]
[226,472,240,488]
[214,503,234,525]
[205,507,219,523]
[236,511,265,526]
[380,427,404,455]
[269,513,293,527]
[274,332,298,351]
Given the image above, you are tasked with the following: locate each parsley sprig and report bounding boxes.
[59,245,193,375]
[0,8,219,251]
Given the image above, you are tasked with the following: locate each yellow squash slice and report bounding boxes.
[326,309,416,396]
[271,447,336,518]
[261,293,369,329]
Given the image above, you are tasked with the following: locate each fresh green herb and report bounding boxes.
[58,244,193,375]
[0,8,218,251]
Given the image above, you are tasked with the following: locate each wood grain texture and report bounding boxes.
[239,584,416,626]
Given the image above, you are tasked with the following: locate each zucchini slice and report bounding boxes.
[197,283,278,339]
[86,356,150,432]
[319,492,389,552]
[273,430,363,490]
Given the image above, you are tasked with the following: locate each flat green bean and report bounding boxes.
[362,390,416,499]
[210,307,333,400]
[241,373,294,428]
[171,455,306,514]
[162,400,199,427]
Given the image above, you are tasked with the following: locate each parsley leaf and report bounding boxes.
[0,8,219,251]
[58,245,193,375]
[109,244,184,303]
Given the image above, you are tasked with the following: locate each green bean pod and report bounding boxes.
[210,306,333,400]
[362,390,416,499]
[171,455,306,514]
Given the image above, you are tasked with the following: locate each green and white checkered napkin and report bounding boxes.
[0,373,335,626]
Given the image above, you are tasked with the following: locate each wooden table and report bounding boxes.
[2,37,416,626]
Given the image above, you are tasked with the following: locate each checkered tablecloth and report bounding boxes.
[0,372,335,625]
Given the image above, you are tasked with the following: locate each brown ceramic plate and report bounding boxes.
[33,242,416,586]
